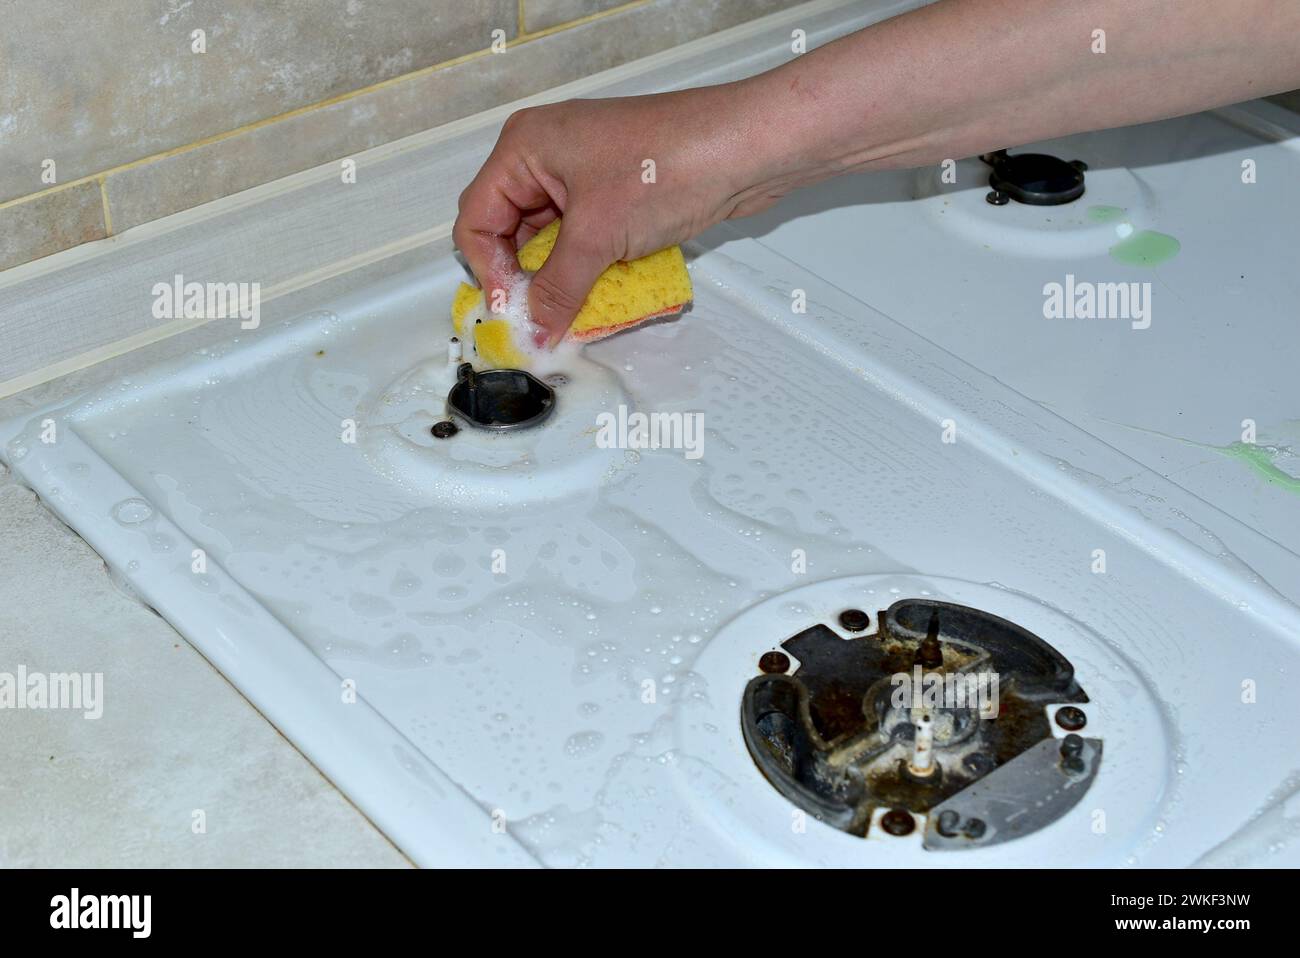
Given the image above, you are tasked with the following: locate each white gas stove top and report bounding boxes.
[3,5,1297,868]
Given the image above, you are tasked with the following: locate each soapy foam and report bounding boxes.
[24,282,895,861]
[8,262,1282,866]
[468,267,584,377]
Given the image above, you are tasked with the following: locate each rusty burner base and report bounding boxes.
[741,599,1102,850]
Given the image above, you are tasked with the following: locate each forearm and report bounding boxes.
[735,0,1300,200]
[454,0,1300,338]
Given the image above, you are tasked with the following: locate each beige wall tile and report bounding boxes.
[0,0,518,203]
[105,0,800,233]
[525,0,630,33]
[0,183,107,271]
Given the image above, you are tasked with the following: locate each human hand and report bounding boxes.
[453,81,786,345]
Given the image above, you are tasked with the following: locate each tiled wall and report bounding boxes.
[0,0,800,272]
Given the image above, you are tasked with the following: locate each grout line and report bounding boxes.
[0,0,655,218]
[96,176,113,236]
[2,0,830,292]
[515,0,650,42]
[0,40,492,214]
[0,0,868,398]
[0,180,79,214]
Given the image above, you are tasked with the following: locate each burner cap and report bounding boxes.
[983,149,1087,206]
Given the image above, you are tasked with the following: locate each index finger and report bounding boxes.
[453,151,554,309]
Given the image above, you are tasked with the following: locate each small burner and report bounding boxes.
[982,149,1087,206]
[740,598,1101,849]
[447,362,555,431]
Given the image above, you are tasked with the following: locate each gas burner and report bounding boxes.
[447,362,555,431]
[981,149,1087,206]
[362,354,631,508]
[741,598,1101,849]
[912,158,1150,259]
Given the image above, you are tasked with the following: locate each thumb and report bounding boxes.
[527,218,610,347]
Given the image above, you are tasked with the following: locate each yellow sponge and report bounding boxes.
[452,218,692,369]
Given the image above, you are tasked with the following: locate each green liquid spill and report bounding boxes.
[1220,442,1300,494]
[1098,417,1300,496]
[1109,230,1181,267]
[1087,205,1127,223]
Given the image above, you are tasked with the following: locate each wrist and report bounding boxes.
[725,61,865,207]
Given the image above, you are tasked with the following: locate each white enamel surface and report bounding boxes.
[719,103,1300,568]
[4,104,1299,866]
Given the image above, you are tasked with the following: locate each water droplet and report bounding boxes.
[564,730,604,757]
[112,498,153,524]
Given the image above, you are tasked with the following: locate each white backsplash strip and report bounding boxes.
[0,0,920,397]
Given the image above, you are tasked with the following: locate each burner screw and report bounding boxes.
[838,609,870,632]
[937,809,962,838]
[962,817,987,839]
[758,651,791,674]
[880,808,916,836]
[1060,733,1086,774]
[431,420,459,439]
[986,189,1010,206]
[1059,733,1084,758]
[1055,706,1087,731]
